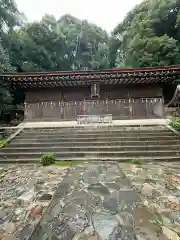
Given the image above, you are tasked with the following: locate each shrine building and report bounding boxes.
[2,65,180,121]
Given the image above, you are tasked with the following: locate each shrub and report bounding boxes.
[40,153,56,166]
[0,140,7,148]
[170,119,180,131]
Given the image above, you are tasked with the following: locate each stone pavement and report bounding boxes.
[31,163,171,240]
[0,164,68,240]
[119,162,180,239]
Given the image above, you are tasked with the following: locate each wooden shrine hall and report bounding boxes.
[2,65,180,121]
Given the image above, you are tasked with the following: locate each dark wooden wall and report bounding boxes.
[24,84,164,120]
[25,84,163,103]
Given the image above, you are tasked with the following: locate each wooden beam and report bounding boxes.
[59,80,65,86]
[70,81,76,86]
[61,80,68,86]
[5,67,180,89]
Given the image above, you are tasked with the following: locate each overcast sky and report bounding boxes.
[15,0,143,32]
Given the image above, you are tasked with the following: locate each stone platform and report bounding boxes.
[19,119,170,128]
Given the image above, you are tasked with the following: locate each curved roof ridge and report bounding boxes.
[1,64,180,77]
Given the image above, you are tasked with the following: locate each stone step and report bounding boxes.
[0,156,180,163]
[0,150,180,159]
[12,135,179,142]
[17,131,175,138]
[2,145,180,153]
[21,127,171,133]
[22,126,168,131]
[8,139,180,148]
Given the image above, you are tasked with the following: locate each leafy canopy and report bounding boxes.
[112,0,180,68]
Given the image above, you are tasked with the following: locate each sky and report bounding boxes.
[15,0,143,32]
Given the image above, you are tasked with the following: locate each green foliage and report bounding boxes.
[0,0,180,73]
[0,0,23,120]
[0,0,21,29]
[0,139,7,148]
[126,159,141,165]
[9,14,110,72]
[40,153,56,166]
[112,0,180,68]
[170,119,180,131]
[0,38,14,119]
[131,158,141,165]
[0,12,111,120]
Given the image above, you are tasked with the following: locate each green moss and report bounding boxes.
[54,160,83,167]
[0,140,7,148]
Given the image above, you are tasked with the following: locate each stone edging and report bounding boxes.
[167,124,180,135]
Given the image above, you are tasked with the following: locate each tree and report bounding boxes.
[0,40,14,118]
[1,12,111,120]
[112,0,180,68]
[9,14,111,72]
[0,0,22,119]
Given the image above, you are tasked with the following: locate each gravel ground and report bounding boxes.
[0,164,68,239]
[119,162,180,239]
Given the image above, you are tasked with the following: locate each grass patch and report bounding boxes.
[54,160,83,167]
[125,158,141,165]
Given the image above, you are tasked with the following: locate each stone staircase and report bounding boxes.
[0,125,180,162]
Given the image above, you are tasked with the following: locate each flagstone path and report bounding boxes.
[1,162,180,239]
[30,163,170,240]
